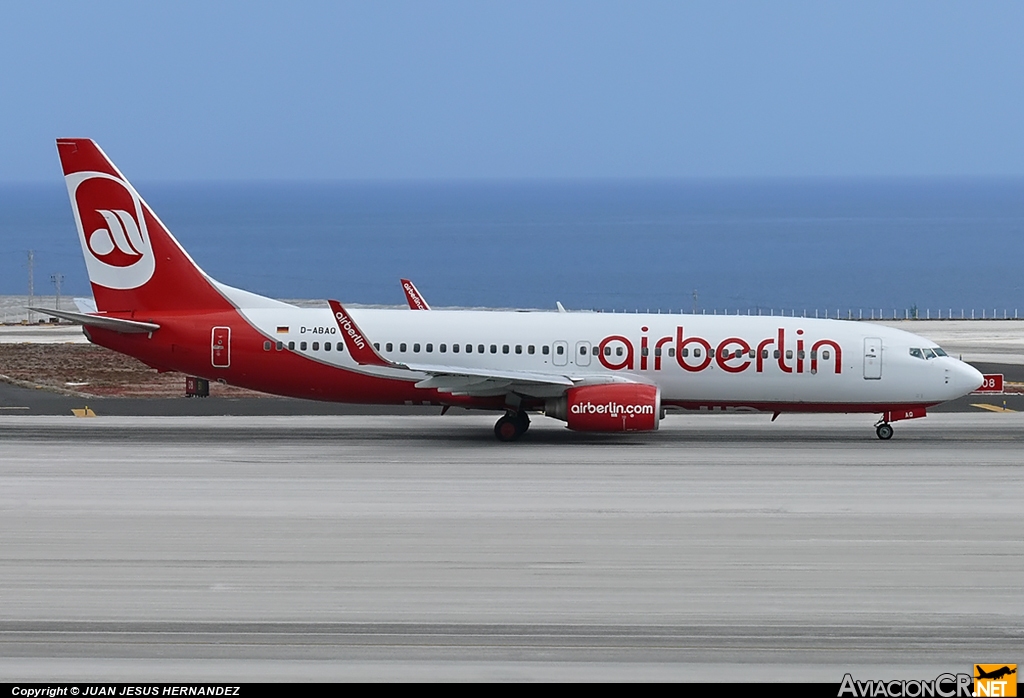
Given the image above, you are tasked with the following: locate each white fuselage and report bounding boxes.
[237,306,982,409]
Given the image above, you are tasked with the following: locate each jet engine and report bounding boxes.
[545,384,661,432]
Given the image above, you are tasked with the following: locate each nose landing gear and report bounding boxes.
[495,411,531,442]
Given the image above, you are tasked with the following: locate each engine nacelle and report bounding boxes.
[545,384,661,432]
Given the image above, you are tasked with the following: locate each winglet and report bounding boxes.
[400,278,431,310]
[328,300,392,367]
[556,301,567,313]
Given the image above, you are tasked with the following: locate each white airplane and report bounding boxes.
[42,138,984,441]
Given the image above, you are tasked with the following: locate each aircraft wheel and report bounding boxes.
[495,415,522,442]
[515,411,531,435]
[876,423,894,440]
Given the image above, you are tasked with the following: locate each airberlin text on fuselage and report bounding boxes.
[598,326,843,375]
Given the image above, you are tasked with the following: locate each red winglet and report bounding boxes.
[328,300,391,367]
[400,278,431,310]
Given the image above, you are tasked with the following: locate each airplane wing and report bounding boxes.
[28,307,160,334]
[400,278,431,310]
[329,299,593,397]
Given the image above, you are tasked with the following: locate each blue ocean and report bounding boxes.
[2,179,1023,316]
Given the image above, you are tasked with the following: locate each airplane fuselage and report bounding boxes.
[86,306,980,414]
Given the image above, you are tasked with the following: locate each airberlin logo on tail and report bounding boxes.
[65,171,155,290]
[333,310,367,350]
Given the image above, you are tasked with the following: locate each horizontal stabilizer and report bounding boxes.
[28,307,160,334]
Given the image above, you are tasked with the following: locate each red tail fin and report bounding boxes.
[400,278,431,310]
[56,139,231,314]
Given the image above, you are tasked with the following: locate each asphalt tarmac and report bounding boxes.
[1,413,1021,681]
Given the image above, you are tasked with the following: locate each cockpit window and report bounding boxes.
[933,347,947,357]
[909,348,923,359]
[922,348,936,359]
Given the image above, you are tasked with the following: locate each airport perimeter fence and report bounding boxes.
[0,295,1021,324]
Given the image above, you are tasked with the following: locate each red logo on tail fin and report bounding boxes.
[67,172,155,289]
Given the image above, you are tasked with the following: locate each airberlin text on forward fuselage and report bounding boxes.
[598,326,843,375]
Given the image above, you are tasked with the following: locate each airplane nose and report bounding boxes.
[952,361,985,396]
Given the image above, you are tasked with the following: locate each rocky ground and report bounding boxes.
[0,343,266,398]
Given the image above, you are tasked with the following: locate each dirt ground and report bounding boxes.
[0,343,266,398]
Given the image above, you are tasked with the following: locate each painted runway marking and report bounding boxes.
[970,403,1017,412]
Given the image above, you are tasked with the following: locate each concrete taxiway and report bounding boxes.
[0,413,1021,681]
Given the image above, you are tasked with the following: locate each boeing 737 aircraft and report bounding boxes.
[40,139,984,441]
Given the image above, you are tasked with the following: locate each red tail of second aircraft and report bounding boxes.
[56,138,231,314]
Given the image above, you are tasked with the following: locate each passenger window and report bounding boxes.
[413,343,420,353]
[400,343,407,352]
[556,345,564,355]
[761,349,768,359]
[654,348,662,357]
[452,344,459,353]
[312,342,319,351]
[748,350,755,359]
[786,350,793,360]
[466,344,472,353]
[810,350,817,360]
[288,341,295,350]
[263,341,271,351]
[325,342,331,352]
[580,346,587,355]
[427,343,434,353]
[542,345,549,355]
[709,349,715,358]
[373,343,378,350]
[300,342,307,350]
[276,341,283,351]
[592,346,599,355]
[797,350,804,359]
[668,348,675,357]
[440,344,446,353]
[490,345,497,354]
[528,345,535,354]
[822,350,830,360]
[604,346,611,356]
[773,350,780,359]
[641,347,649,357]
[337,342,344,352]
[693,348,701,358]
[386,343,393,352]
[503,345,510,354]
[616,347,623,357]
[515,345,522,354]
[681,348,689,357]
[478,344,485,353]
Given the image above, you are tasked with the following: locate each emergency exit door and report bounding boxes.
[863,337,881,380]
[212,327,231,368]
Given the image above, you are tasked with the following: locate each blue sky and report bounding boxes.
[3,1,1024,181]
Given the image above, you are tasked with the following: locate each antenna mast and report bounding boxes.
[27,250,34,324]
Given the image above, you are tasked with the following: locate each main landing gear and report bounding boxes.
[875,422,894,440]
[495,411,530,442]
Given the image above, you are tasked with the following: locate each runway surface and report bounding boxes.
[1,413,1022,681]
